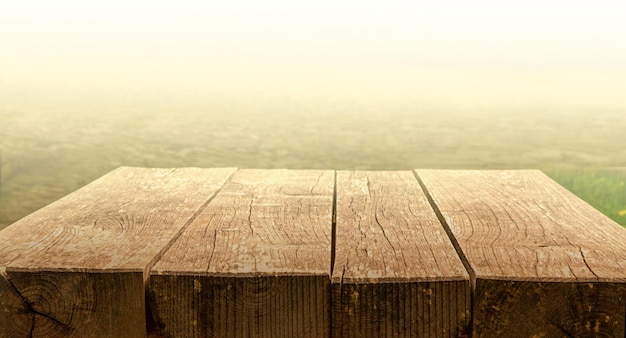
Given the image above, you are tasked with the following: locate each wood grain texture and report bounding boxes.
[1,270,143,337]
[332,171,470,337]
[149,169,334,337]
[417,169,626,337]
[0,167,235,337]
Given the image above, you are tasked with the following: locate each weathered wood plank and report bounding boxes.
[417,169,626,337]
[0,167,235,337]
[332,171,470,337]
[149,169,334,337]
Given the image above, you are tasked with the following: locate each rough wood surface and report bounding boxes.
[417,169,626,337]
[332,171,470,337]
[149,169,334,337]
[0,167,235,337]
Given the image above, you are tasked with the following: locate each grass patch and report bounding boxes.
[544,167,626,226]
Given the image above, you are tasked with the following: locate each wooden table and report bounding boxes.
[1,168,625,337]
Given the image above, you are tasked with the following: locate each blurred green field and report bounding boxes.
[543,167,626,227]
[1,104,625,229]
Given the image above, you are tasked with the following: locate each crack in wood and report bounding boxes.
[330,170,337,275]
[549,319,577,338]
[578,247,599,280]
[247,192,254,236]
[310,172,323,196]
[29,314,35,338]
[1,271,73,335]
[373,209,395,252]
[373,208,406,274]
[207,228,219,272]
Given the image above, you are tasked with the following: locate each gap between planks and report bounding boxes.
[143,169,238,282]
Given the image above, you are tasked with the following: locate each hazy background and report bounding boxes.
[1,0,625,228]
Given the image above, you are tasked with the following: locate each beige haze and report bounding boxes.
[1,1,625,113]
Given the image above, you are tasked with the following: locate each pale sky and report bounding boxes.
[1,0,625,112]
